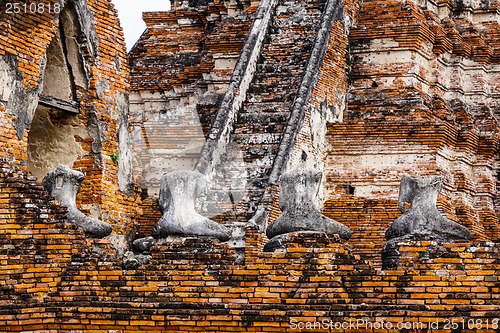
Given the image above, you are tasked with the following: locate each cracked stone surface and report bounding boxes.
[43,165,112,238]
[152,170,231,241]
[385,174,472,241]
[265,165,351,250]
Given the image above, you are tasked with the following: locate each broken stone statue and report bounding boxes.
[264,165,351,251]
[382,174,472,268]
[43,165,112,238]
[386,174,472,241]
[151,170,231,241]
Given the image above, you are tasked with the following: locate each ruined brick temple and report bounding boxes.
[0,0,500,331]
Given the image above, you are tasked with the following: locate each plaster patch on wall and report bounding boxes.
[87,108,103,168]
[116,91,133,194]
[0,53,41,140]
[27,105,87,180]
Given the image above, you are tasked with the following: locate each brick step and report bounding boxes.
[234,123,286,135]
[211,165,271,182]
[231,132,282,145]
[212,175,272,187]
[222,147,278,160]
[237,112,289,123]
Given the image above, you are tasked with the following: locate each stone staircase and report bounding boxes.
[201,0,327,223]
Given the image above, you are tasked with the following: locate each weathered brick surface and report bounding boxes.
[0,225,499,332]
[128,2,255,196]
[204,0,328,223]
[324,0,500,264]
[1,0,500,331]
[323,198,400,267]
[0,0,142,244]
[135,195,162,238]
[0,162,88,308]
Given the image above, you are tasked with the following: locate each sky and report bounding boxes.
[113,0,171,51]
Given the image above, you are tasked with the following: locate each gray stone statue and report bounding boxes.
[385,174,472,241]
[265,165,351,251]
[43,165,112,238]
[152,170,231,241]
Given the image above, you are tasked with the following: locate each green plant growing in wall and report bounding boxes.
[110,152,119,164]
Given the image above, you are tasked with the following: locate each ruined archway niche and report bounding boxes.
[27,2,90,180]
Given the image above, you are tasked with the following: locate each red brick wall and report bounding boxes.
[0,162,89,308]
[0,0,141,239]
[128,2,254,196]
[0,223,499,331]
[324,0,500,264]
[0,0,58,168]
